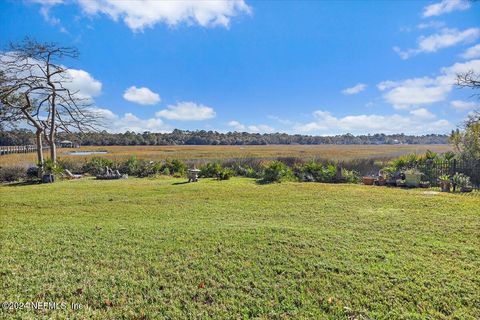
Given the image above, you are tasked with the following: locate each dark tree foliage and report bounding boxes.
[0,128,449,146]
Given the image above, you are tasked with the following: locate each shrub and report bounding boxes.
[43,159,64,175]
[57,158,83,174]
[442,151,456,162]
[82,157,115,175]
[452,173,471,188]
[163,159,187,176]
[0,167,26,182]
[135,160,163,177]
[261,161,293,183]
[200,162,222,178]
[392,153,421,170]
[26,166,39,180]
[120,157,139,175]
[380,166,397,179]
[216,168,235,180]
[341,168,360,183]
[296,161,337,183]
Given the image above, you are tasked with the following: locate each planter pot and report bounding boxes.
[42,174,55,183]
[405,173,421,188]
[362,176,375,185]
[377,177,387,186]
[461,186,473,193]
[439,181,451,192]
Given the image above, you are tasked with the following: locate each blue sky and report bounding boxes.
[1,0,479,135]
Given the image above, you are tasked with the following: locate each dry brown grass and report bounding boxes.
[0,144,452,167]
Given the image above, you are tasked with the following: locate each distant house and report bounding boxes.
[59,140,79,148]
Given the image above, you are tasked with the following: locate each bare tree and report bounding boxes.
[0,70,47,166]
[0,38,100,166]
[456,70,480,97]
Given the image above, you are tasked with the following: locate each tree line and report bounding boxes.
[0,128,449,146]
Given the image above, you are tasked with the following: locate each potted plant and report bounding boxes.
[376,175,386,186]
[362,176,375,185]
[438,175,451,192]
[452,173,473,193]
[381,166,397,187]
[404,168,422,188]
[41,159,63,183]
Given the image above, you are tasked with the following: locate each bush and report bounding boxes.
[452,173,471,188]
[199,162,222,178]
[82,157,115,175]
[43,159,64,175]
[26,166,39,180]
[296,161,337,183]
[120,157,139,175]
[341,168,360,183]
[162,159,187,176]
[216,168,234,180]
[224,157,264,177]
[261,161,293,183]
[57,158,83,174]
[135,160,164,177]
[0,167,26,182]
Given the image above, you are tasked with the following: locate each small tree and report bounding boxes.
[452,71,480,160]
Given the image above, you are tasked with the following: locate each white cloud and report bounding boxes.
[88,107,171,133]
[342,83,367,95]
[75,0,251,31]
[123,86,161,105]
[228,120,245,131]
[409,108,436,119]
[417,20,446,30]
[247,124,275,133]
[65,69,102,99]
[228,120,274,133]
[423,0,470,18]
[450,100,480,111]
[460,44,480,59]
[156,101,216,121]
[394,28,480,59]
[294,110,451,135]
[378,59,480,109]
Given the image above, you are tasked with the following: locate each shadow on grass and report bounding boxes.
[3,180,42,187]
[172,181,190,185]
[255,179,273,185]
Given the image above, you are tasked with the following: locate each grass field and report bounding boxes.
[0,144,452,167]
[1,177,478,319]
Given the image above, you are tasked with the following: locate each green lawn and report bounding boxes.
[0,178,479,319]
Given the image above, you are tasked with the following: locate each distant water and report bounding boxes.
[66,151,108,155]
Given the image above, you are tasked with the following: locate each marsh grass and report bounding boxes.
[0,144,452,168]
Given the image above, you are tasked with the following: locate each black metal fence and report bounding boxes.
[415,159,480,190]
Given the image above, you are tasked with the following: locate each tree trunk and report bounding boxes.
[35,128,44,177]
[48,96,57,162]
[49,136,56,163]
